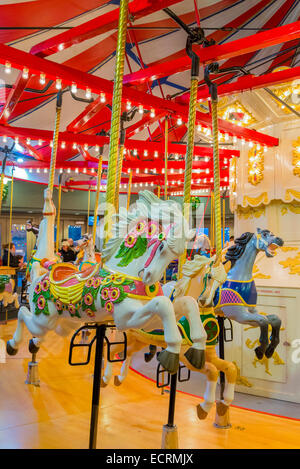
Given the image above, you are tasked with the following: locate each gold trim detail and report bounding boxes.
[284,188,300,202]
[243,192,268,207]
[292,138,300,178]
[237,204,265,219]
[218,100,257,127]
[279,251,300,276]
[248,145,264,186]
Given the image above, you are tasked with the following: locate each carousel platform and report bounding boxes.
[0,320,299,449]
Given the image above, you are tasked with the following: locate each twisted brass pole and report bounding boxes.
[48,92,62,195]
[7,171,14,268]
[104,0,129,243]
[211,99,222,256]
[115,127,126,213]
[55,181,62,253]
[178,75,198,278]
[93,156,103,246]
[164,117,168,200]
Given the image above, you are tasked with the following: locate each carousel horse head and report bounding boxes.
[102,191,195,286]
[225,228,283,266]
[77,233,92,249]
[173,254,229,307]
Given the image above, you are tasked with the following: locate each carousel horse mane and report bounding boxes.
[173,254,213,299]
[102,190,188,262]
[225,231,256,266]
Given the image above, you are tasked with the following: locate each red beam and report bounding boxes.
[31,0,183,58]
[0,124,239,158]
[0,43,278,145]
[195,66,300,101]
[123,20,300,86]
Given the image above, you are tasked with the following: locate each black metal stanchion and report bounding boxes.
[69,323,127,449]
[217,315,225,400]
[89,323,106,449]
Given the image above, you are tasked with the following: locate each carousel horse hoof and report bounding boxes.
[100,378,108,388]
[265,344,276,359]
[184,347,205,370]
[158,350,179,375]
[196,404,208,420]
[254,346,265,360]
[29,339,40,355]
[6,340,18,356]
[216,400,229,417]
[114,376,123,386]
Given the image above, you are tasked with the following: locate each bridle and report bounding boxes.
[143,223,174,269]
[198,260,214,300]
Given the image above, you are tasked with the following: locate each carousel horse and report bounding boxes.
[101,254,237,421]
[0,275,19,309]
[6,191,207,375]
[75,234,101,270]
[215,228,284,359]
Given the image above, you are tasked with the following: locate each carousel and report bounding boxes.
[0,0,299,450]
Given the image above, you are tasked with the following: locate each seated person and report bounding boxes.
[2,243,25,269]
[59,241,77,263]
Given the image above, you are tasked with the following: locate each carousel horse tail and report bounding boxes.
[144,344,157,363]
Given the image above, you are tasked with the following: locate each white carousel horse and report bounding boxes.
[101,254,237,421]
[0,276,19,309]
[75,234,101,269]
[6,191,206,374]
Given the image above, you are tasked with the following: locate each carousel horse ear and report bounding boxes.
[257,227,262,234]
[224,260,231,273]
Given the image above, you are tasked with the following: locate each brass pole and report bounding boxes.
[7,172,14,268]
[157,185,161,199]
[164,117,168,200]
[104,0,129,243]
[87,188,91,233]
[211,99,222,256]
[93,157,103,246]
[55,182,62,253]
[178,75,198,278]
[48,92,62,195]
[222,196,225,248]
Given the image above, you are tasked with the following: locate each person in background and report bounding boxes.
[225,235,235,248]
[2,243,25,269]
[59,241,77,263]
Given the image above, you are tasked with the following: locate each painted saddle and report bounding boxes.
[213,278,257,309]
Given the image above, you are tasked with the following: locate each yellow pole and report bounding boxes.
[55,182,62,253]
[178,75,198,277]
[87,188,91,232]
[211,99,222,256]
[7,172,14,268]
[104,0,129,243]
[211,191,214,251]
[126,170,132,211]
[115,144,125,213]
[157,185,161,199]
[164,117,168,200]
[222,197,225,248]
[48,92,62,195]
[0,173,4,215]
[92,156,103,246]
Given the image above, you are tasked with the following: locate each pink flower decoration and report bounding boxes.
[86,308,95,318]
[68,304,76,315]
[55,299,63,312]
[41,278,50,292]
[108,287,120,301]
[124,233,137,248]
[104,300,114,314]
[35,283,42,294]
[37,295,45,310]
[146,221,160,239]
[93,278,101,288]
[84,293,94,306]
[101,287,109,301]
[85,278,94,288]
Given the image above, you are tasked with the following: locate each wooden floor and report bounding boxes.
[0,321,299,449]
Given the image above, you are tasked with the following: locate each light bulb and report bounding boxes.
[71,83,77,94]
[5,62,11,74]
[85,88,92,99]
[40,73,46,85]
[22,68,29,79]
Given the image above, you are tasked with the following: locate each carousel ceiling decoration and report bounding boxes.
[269,67,300,114]
[0,0,299,193]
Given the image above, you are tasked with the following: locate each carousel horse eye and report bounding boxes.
[159,243,164,252]
[207,274,212,280]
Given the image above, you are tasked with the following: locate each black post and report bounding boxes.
[217,316,225,400]
[167,372,178,427]
[89,323,106,449]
